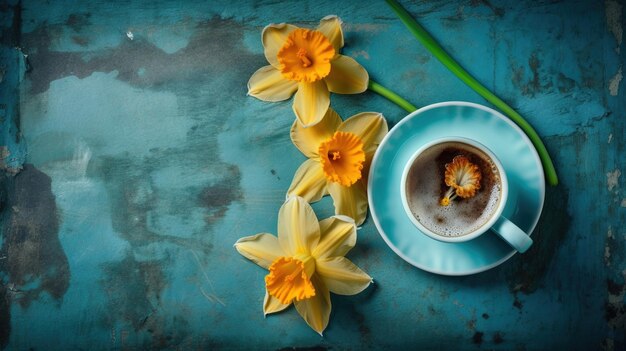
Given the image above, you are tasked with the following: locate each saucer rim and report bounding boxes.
[367,101,546,276]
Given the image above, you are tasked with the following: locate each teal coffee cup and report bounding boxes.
[400,137,533,253]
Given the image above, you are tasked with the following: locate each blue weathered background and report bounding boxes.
[0,0,624,349]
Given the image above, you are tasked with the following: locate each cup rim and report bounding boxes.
[400,136,509,243]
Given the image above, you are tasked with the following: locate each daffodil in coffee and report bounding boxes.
[405,141,502,238]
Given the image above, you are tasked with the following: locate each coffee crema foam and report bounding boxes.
[406,142,501,237]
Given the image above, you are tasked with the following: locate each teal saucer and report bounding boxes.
[368,102,545,276]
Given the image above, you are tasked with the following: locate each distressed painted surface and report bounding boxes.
[0,0,624,349]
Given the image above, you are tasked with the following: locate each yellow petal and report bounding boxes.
[317,15,344,53]
[287,159,328,203]
[327,181,368,226]
[264,290,290,316]
[315,256,372,295]
[294,275,331,335]
[324,55,369,94]
[277,196,321,256]
[248,65,298,102]
[312,216,356,259]
[262,23,298,68]
[234,233,284,269]
[293,81,330,127]
[338,112,388,156]
[290,107,342,158]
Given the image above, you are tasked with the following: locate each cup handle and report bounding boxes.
[491,216,533,253]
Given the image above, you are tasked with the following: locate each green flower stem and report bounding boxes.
[368,80,418,113]
[385,0,558,186]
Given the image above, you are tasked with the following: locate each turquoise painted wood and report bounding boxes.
[0,0,624,349]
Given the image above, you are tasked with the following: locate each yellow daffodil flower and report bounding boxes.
[440,155,482,206]
[287,108,388,226]
[247,15,369,127]
[234,196,372,335]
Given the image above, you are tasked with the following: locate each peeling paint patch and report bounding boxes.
[351,50,370,60]
[605,0,623,52]
[605,273,626,334]
[343,23,387,33]
[609,133,613,143]
[0,146,9,169]
[608,66,623,96]
[604,222,626,346]
[0,164,71,307]
[510,51,553,97]
[621,198,626,207]
[605,226,614,266]
[607,169,621,191]
[344,23,387,33]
